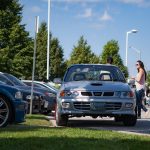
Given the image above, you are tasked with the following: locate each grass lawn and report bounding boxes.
[0,115,150,150]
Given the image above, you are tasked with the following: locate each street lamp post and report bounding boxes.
[125,29,138,67]
[47,0,51,80]
[30,16,39,114]
[129,46,141,60]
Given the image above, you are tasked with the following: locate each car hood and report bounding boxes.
[62,81,130,91]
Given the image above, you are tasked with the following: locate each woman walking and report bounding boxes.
[133,60,149,119]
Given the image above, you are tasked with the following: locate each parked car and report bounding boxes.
[0,82,26,127]
[0,72,51,114]
[22,80,58,94]
[55,64,137,126]
[22,80,57,111]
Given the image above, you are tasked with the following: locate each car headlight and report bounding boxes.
[26,95,32,100]
[26,95,39,100]
[59,90,79,97]
[120,91,134,98]
[15,91,23,99]
[62,102,70,108]
[45,92,55,97]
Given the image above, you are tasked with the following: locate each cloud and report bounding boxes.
[42,0,102,3]
[117,0,150,7]
[100,10,112,21]
[118,0,144,4]
[77,8,93,18]
[31,6,42,13]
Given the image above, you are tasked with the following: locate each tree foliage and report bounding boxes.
[100,40,128,77]
[147,71,150,86]
[0,0,33,78]
[50,37,66,80]
[67,36,99,66]
[36,22,65,80]
[36,22,47,80]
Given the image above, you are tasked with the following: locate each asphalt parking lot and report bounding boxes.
[49,109,150,136]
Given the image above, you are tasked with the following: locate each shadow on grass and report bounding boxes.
[68,119,123,127]
[68,119,150,135]
[25,115,47,120]
[0,136,150,150]
[0,124,59,132]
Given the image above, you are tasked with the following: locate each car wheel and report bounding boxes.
[55,104,68,126]
[122,115,137,126]
[0,96,12,127]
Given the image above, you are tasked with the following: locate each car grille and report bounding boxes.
[73,102,91,111]
[81,92,92,96]
[94,102,122,111]
[73,102,122,111]
[104,102,122,110]
[81,91,114,97]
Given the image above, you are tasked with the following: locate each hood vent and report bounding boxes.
[91,83,102,86]
[103,92,114,96]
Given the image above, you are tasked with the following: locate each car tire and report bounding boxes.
[55,104,68,126]
[122,115,137,126]
[0,96,12,127]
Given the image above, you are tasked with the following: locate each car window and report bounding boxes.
[24,82,44,88]
[3,73,26,86]
[64,65,126,82]
[0,74,13,86]
[24,82,32,86]
[45,83,58,91]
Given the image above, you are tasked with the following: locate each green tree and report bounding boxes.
[67,36,99,66]
[36,22,65,80]
[36,22,47,80]
[147,71,150,86]
[0,0,33,78]
[50,37,66,80]
[100,40,128,77]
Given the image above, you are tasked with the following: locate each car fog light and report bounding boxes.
[125,103,133,108]
[62,102,70,109]
[15,91,23,99]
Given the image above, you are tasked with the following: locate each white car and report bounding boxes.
[55,64,137,126]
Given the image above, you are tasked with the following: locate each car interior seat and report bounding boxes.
[73,73,86,81]
[99,73,112,81]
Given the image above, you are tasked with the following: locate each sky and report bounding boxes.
[19,0,150,76]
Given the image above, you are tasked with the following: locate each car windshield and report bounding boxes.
[4,73,26,86]
[64,65,126,82]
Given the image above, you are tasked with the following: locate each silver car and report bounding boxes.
[55,64,137,126]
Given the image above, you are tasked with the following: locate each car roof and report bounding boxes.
[68,64,118,68]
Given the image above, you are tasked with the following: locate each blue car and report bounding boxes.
[0,83,26,127]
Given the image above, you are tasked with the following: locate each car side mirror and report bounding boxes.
[127,79,135,88]
[53,78,62,84]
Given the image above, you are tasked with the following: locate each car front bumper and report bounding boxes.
[58,98,136,117]
[14,100,26,123]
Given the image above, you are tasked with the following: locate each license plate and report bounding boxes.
[92,102,105,111]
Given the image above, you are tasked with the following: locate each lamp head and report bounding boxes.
[131,29,138,33]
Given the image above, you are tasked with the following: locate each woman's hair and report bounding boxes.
[107,56,113,64]
[137,60,147,81]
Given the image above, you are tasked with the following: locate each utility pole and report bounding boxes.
[30,16,39,114]
[47,0,51,80]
